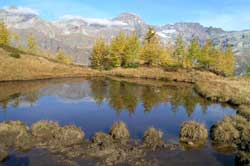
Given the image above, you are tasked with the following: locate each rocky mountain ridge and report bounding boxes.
[1,7,250,74]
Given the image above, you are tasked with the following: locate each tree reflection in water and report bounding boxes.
[0,77,212,116]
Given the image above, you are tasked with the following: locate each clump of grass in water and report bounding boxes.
[54,125,85,146]
[0,121,29,148]
[143,127,165,150]
[211,115,250,153]
[32,121,85,147]
[109,121,130,140]
[179,121,208,147]
[211,116,240,145]
[31,121,61,142]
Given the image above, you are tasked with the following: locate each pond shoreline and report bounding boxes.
[1,67,249,107]
[0,74,248,165]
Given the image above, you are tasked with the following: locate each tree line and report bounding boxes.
[0,21,72,64]
[0,21,237,76]
[90,27,235,76]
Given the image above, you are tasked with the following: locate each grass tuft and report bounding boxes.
[180,121,208,144]
[31,121,60,141]
[54,125,85,146]
[143,127,164,149]
[109,121,130,140]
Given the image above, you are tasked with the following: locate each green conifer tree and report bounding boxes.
[224,45,235,76]
[188,37,201,67]
[27,34,37,54]
[140,27,166,66]
[0,21,10,46]
[90,38,109,69]
[145,27,156,43]
[124,32,140,67]
[174,35,186,66]
[109,33,127,67]
[56,49,72,65]
[200,39,214,69]
[245,67,250,76]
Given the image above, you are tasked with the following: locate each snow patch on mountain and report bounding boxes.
[162,29,176,34]
[157,32,170,38]
[60,15,127,27]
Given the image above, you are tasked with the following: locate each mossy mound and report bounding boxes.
[237,106,250,121]
[31,121,60,141]
[235,151,250,166]
[0,146,8,162]
[109,121,130,140]
[0,121,29,148]
[180,121,208,145]
[143,127,164,149]
[211,116,240,145]
[54,125,85,146]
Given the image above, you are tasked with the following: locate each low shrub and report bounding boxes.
[125,63,139,68]
[9,52,21,59]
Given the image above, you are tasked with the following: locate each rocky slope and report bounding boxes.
[1,7,250,74]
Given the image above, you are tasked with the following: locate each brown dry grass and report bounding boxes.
[211,116,240,144]
[143,127,164,149]
[180,121,208,143]
[1,46,250,107]
[109,121,130,140]
[195,77,250,105]
[0,48,100,81]
[106,68,250,106]
[238,105,250,121]
[105,67,220,83]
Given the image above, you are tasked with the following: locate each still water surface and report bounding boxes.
[0,78,236,165]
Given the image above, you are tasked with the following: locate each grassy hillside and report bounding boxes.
[0,45,249,106]
[0,46,99,81]
[104,67,250,106]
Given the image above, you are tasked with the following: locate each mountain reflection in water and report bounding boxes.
[0,78,235,141]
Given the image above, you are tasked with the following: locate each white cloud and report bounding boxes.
[4,6,39,15]
[61,15,127,26]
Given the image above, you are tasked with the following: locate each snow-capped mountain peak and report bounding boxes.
[113,12,146,26]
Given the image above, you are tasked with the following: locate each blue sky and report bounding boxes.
[1,0,249,30]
